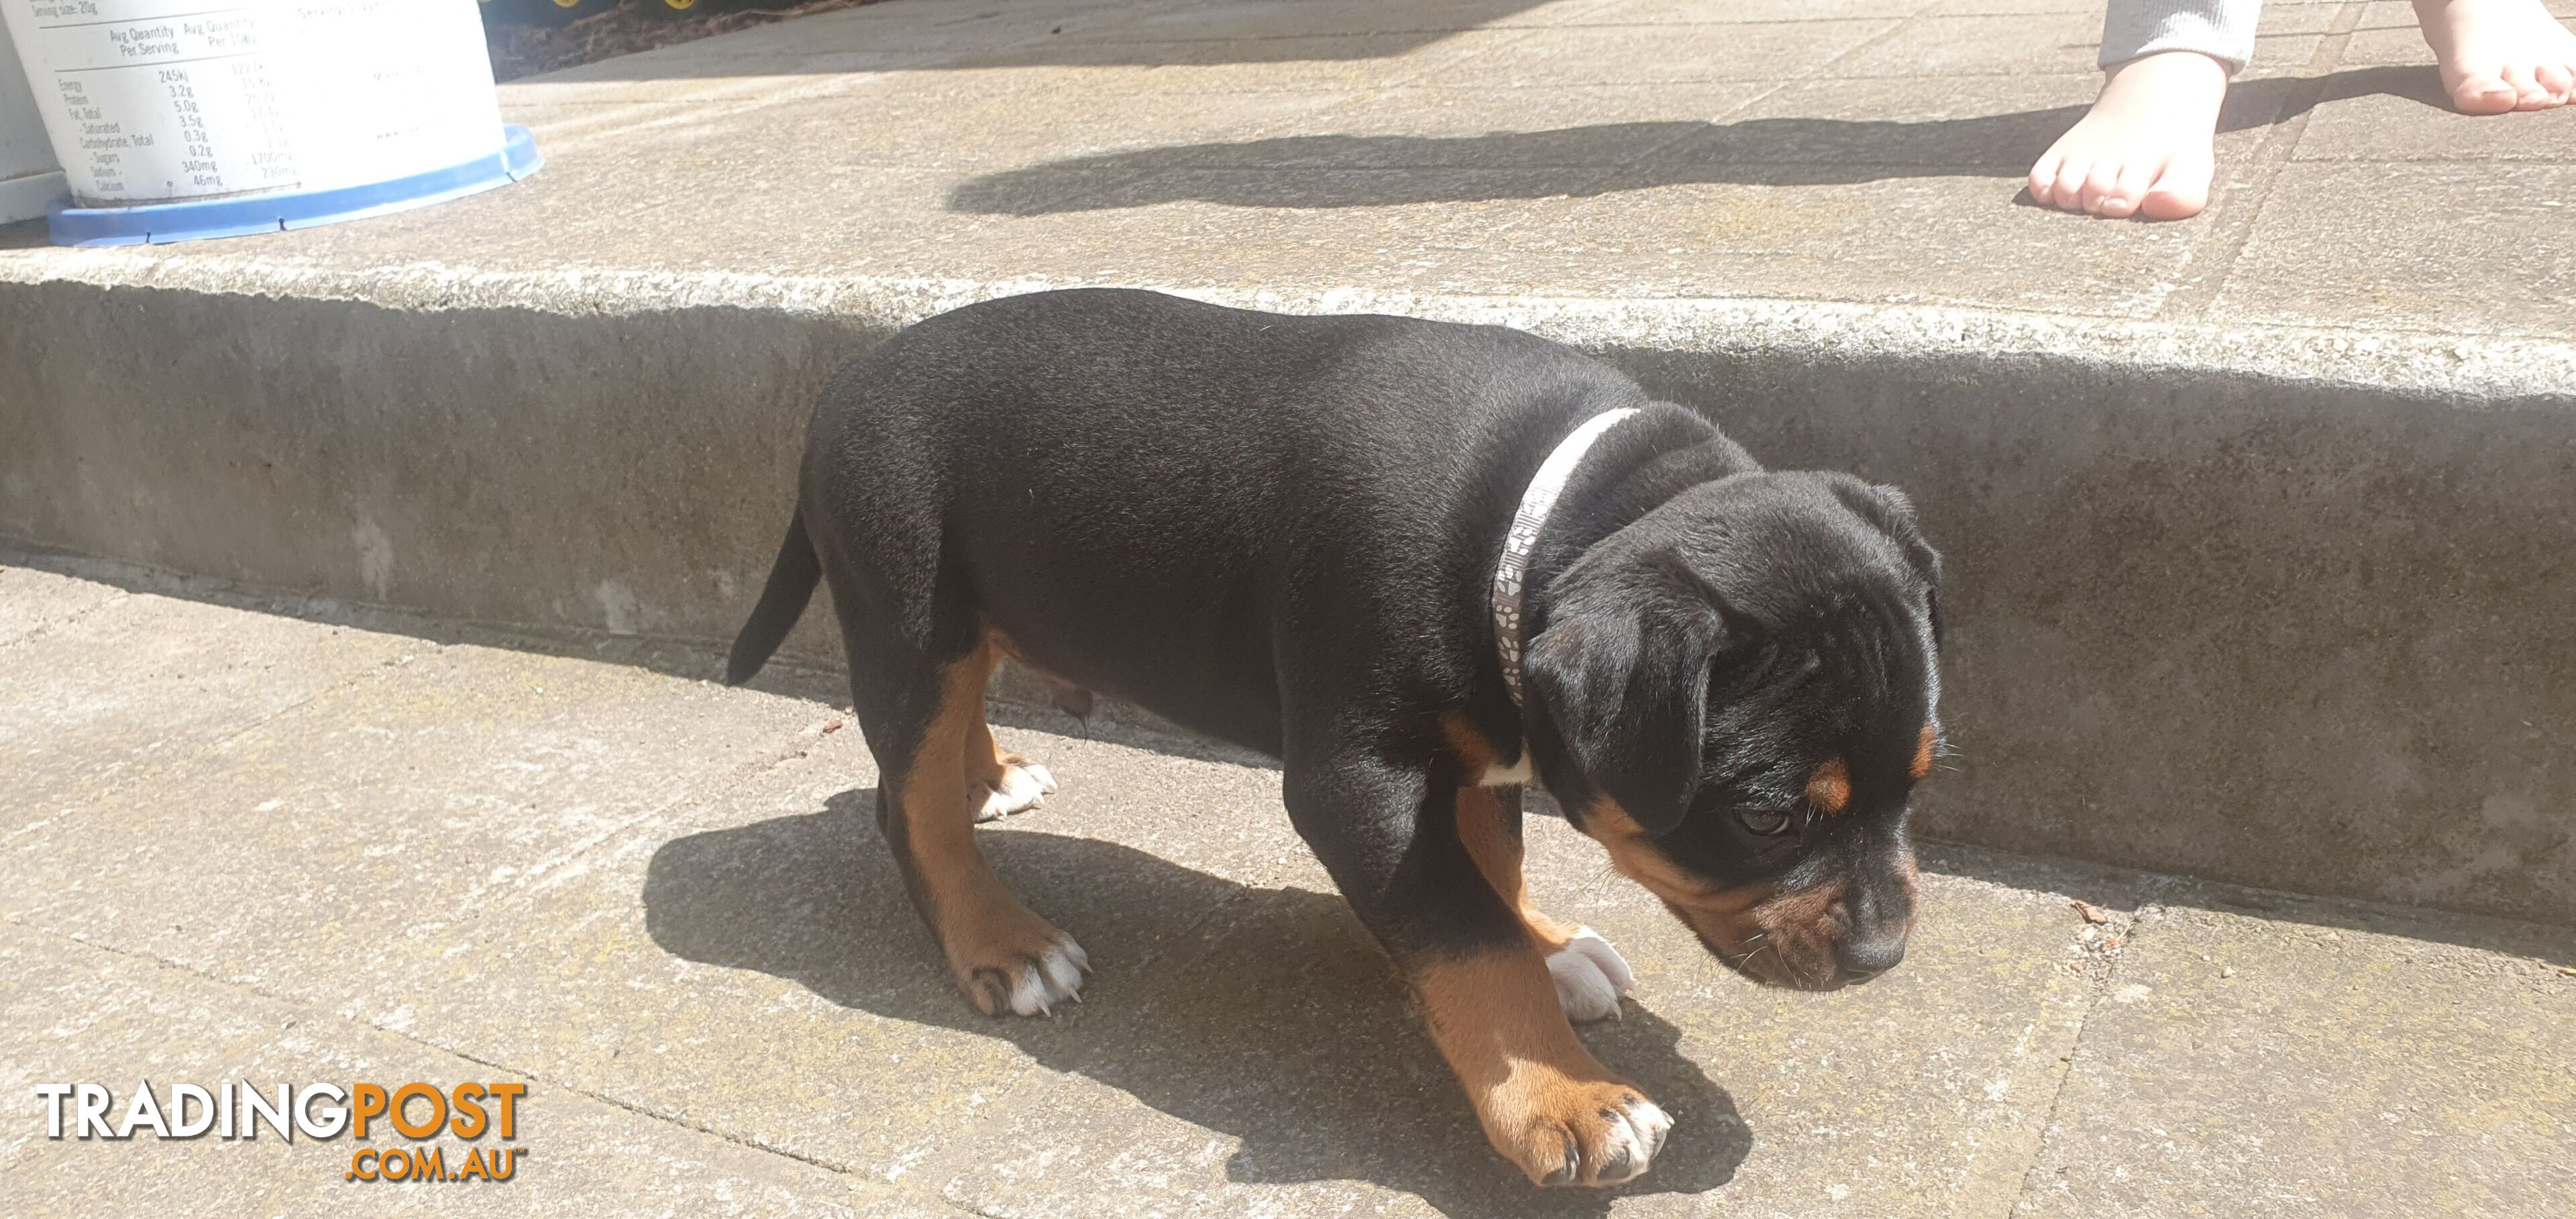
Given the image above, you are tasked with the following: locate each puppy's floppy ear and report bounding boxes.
[1827,477,1943,640]
[1523,592,1726,835]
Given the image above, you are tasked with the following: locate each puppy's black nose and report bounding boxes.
[1835,933,1907,980]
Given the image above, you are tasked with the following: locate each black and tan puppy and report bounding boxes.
[727,288,1943,1189]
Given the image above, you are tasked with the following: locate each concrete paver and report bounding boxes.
[1670,75,2101,171]
[1419,19,1899,87]
[1541,169,2203,317]
[1,591,413,838]
[1161,83,1770,170]
[0,637,832,997]
[809,81,1359,171]
[0,566,121,648]
[2210,161,2576,333]
[2018,898,2576,1218]
[3,562,2569,1216]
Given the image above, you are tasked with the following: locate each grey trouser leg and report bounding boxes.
[2100,0,2262,72]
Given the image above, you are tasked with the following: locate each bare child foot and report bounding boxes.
[2028,51,2231,220]
[2414,0,2576,113]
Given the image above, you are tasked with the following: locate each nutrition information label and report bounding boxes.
[8,2,299,203]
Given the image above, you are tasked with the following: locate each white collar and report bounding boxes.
[1492,407,1638,706]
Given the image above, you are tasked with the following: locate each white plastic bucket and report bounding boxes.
[1,0,536,244]
[0,15,64,224]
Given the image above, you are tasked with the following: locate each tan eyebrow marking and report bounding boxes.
[1911,725,1937,782]
[1805,758,1850,814]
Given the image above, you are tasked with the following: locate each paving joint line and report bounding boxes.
[1997,895,2169,1218]
[2150,0,2371,321]
[1579,6,1936,177]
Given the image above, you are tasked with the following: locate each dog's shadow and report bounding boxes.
[643,788,1748,1216]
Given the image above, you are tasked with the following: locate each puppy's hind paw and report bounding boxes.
[1546,927,1635,1022]
[973,759,1059,822]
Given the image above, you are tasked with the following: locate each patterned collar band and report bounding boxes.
[1491,407,1639,707]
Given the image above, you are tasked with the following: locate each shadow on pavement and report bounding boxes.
[0,219,53,250]
[643,792,1750,1216]
[949,66,2451,215]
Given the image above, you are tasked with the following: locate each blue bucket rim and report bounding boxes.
[48,125,541,248]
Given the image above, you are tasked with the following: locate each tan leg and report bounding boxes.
[1456,786,1635,1022]
[894,639,1085,1016]
[1413,949,1672,1186]
[1279,727,1667,1187]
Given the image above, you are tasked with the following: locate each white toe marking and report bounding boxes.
[1633,1100,1671,1147]
[1566,927,1634,994]
[1546,927,1633,1022]
[1599,1112,1644,1183]
[1611,1100,1671,1182]
[998,765,1044,806]
[1040,945,1082,998]
[1008,968,1051,1016]
[1008,937,1089,1016]
[975,762,1056,822]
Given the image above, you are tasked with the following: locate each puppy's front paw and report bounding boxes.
[949,920,1088,1016]
[972,759,1058,823]
[1544,926,1633,1022]
[1503,1079,1672,1187]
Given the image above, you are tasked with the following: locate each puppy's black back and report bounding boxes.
[799,288,1651,755]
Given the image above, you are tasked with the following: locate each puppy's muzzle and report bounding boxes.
[1668,876,1915,992]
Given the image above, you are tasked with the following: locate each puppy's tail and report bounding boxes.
[725,509,821,686]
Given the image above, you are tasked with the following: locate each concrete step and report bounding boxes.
[3,560,2569,1216]
[3,0,2572,926]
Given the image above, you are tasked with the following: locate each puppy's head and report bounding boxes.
[1524,471,1942,991]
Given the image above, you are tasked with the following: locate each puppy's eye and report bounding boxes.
[1738,808,1796,837]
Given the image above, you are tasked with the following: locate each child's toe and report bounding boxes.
[2534,62,2574,103]
[2079,162,2125,214]
[2097,159,2159,218]
[2027,154,2065,206]
[2449,69,2522,113]
[2051,158,2095,212]
[2498,63,2549,108]
[2139,153,2214,221]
